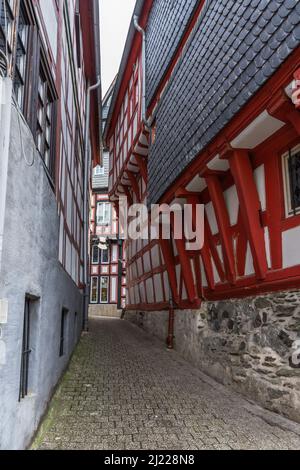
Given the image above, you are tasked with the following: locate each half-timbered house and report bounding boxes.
[104,0,300,422]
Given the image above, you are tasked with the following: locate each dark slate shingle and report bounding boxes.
[147,0,300,205]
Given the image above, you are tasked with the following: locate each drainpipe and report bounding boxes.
[166,293,175,350]
[133,15,148,130]
[83,76,101,332]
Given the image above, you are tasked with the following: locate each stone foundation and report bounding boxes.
[125,290,300,423]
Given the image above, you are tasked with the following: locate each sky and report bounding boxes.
[100,0,136,97]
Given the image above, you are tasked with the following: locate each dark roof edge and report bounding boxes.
[103,0,146,144]
[92,0,103,163]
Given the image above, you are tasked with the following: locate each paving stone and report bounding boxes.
[32,318,300,450]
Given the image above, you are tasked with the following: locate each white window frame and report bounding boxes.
[94,165,105,176]
[97,202,111,226]
[90,276,99,304]
[100,276,109,304]
[282,144,300,218]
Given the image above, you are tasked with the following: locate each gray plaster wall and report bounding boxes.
[125,290,300,424]
[0,106,83,450]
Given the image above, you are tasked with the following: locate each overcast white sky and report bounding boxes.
[100,0,136,97]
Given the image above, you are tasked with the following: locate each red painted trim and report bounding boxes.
[228,150,268,280]
[134,154,148,184]
[205,175,236,285]
[158,238,179,304]
[126,170,141,202]
[107,0,153,140]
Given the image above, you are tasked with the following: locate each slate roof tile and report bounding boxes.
[146,0,300,205]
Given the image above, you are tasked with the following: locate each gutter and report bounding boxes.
[133,16,148,129]
[92,0,103,164]
[83,77,101,332]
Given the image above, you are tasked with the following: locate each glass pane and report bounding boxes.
[289,152,300,211]
[100,277,108,303]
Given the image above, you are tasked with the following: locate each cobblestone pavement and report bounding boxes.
[32,318,300,450]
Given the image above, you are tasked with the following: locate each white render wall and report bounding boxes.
[0,106,83,450]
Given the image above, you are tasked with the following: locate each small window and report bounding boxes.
[13,0,30,110]
[94,165,105,176]
[90,277,98,303]
[97,202,111,226]
[101,248,109,264]
[100,276,109,304]
[36,60,55,178]
[19,297,31,400]
[283,146,300,217]
[92,245,99,265]
[19,295,39,401]
[59,308,68,357]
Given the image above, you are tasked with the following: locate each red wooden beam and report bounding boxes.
[265,156,282,269]
[235,210,248,277]
[205,175,236,285]
[126,171,140,202]
[158,237,179,305]
[134,154,148,184]
[171,229,197,303]
[122,186,133,207]
[228,150,268,280]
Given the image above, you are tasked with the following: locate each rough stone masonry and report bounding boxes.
[125,290,300,423]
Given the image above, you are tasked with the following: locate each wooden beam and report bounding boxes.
[172,231,197,303]
[265,156,282,269]
[205,175,236,285]
[134,154,148,184]
[126,171,140,202]
[159,237,179,305]
[228,150,268,280]
[122,185,133,207]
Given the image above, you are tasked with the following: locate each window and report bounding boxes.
[19,295,39,400]
[59,308,68,357]
[36,60,55,178]
[92,245,99,265]
[13,1,30,109]
[97,202,111,226]
[94,165,105,176]
[90,276,98,303]
[0,0,16,75]
[19,296,31,400]
[100,276,109,304]
[283,146,300,216]
[101,248,109,264]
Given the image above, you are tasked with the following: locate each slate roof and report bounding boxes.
[147,0,300,205]
[146,0,199,105]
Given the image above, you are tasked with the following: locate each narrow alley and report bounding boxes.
[32,318,300,451]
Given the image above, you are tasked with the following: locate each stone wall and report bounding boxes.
[125,290,300,423]
[89,304,122,318]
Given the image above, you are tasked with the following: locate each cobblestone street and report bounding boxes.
[32,318,300,450]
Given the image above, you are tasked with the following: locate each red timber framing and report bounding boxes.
[107,1,300,310]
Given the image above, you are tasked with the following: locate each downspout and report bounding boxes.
[133,15,149,130]
[83,76,101,332]
[166,292,175,350]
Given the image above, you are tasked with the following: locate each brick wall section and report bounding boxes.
[125,289,300,423]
